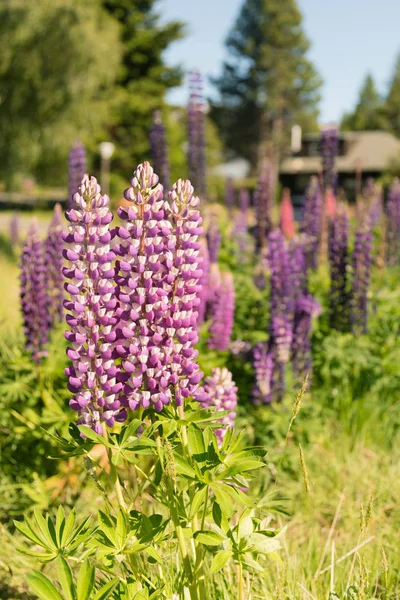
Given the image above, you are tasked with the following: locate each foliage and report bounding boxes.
[0,0,121,188]
[102,0,184,175]
[211,0,322,165]
[341,74,388,131]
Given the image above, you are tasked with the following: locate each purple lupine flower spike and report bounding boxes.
[20,221,50,363]
[267,229,292,400]
[68,141,87,209]
[197,239,209,327]
[320,126,338,192]
[114,163,172,412]
[254,158,274,252]
[300,177,323,269]
[164,178,204,406]
[328,207,350,331]
[351,217,373,334]
[225,177,235,212]
[206,221,221,265]
[252,343,274,404]
[115,164,204,411]
[289,239,320,382]
[195,367,237,445]
[208,271,235,351]
[45,203,64,324]
[386,181,400,266]
[188,70,207,197]
[150,110,170,191]
[63,175,125,434]
[9,212,20,248]
[239,188,250,215]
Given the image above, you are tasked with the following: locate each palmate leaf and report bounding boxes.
[77,560,95,600]
[26,570,64,600]
[193,530,225,546]
[57,557,76,600]
[210,550,233,573]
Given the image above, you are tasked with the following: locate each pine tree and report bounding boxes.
[386,55,400,137]
[102,0,184,174]
[211,0,321,168]
[341,74,387,131]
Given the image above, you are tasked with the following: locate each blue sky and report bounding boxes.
[160,0,400,123]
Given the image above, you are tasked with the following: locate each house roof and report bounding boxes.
[280,130,400,175]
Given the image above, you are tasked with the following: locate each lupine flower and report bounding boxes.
[188,70,207,197]
[229,339,251,357]
[254,158,274,251]
[386,181,400,266]
[206,221,221,264]
[320,126,338,192]
[115,163,203,411]
[45,204,64,325]
[300,177,323,269]
[292,294,321,382]
[289,240,320,382]
[328,207,350,331]
[280,188,295,239]
[63,175,125,434]
[68,141,87,209]
[208,271,235,351]
[9,212,20,248]
[325,187,337,219]
[233,206,248,261]
[252,343,273,404]
[225,177,235,212]
[150,110,170,191]
[239,188,250,215]
[369,191,383,227]
[20,221,50,362]
[195,367,237,445]
[351,217,373,333]
[197,239,209,327]
[267,229,292,400]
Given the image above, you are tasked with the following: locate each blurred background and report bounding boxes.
[2,0,400,212]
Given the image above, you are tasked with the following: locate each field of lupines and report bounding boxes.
[1,74,400,600]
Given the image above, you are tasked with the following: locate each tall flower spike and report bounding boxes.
[320,126,338,192]
[114,162,172,412]
[68,141,87,209]
[195,367,237,445]
[280,188,295,239]
[254,158,274,252]
[63,175,125,434]
[150,110,170,192]
[208,271,235,351]
[328,207,351,331]
[225,177,235,212]
[386,181,400,266]
[267,229,292,401]
[351,217,373,334]
[239,188,250,215]
[252,343,274,405]
[300,176,323,270]
[164,178,204,406]
[45,203,64,325]
[188,70,207,197]
[20,221,50,362]
[115,165,204,410]
[206,220,221,265]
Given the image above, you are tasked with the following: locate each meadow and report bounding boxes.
[1,166,400,600]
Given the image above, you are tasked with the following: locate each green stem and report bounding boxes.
[238,561,244,600]
[103,430,126,511]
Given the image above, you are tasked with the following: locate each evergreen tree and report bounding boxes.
[211,0,321,168]
[102,0,185,174]
[341,74,387,131]
[386,55,400,137]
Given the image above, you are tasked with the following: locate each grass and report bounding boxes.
[0,255,20,331]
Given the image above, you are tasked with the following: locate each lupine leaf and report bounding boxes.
[92,579,119,600]
[77,560,95,600]
[210,550,233,573]
[57,556,76,600]
[26,570,64,600]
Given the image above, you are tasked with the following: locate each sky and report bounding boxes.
[160,0,400,124]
